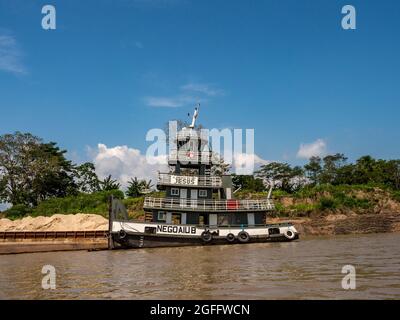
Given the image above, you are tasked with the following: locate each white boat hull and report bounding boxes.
[109,221,299,249]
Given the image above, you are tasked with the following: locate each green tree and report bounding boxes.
[386,160,400,190]
[256,162,303,193]
[0,175,7,202]
[142,179,154,191]
[319,153,347,184]
[126,177,153,198]
[30,142,78,204]
[351,155,377,184]
[0,132,39,205]
[74,162,100,193]
[100,175,121,191]
[0,132,77,206]
[232,174,265,192]
[335,163,356,185]
[304,156,322,185]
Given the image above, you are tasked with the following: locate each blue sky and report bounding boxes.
[1,0,400,172]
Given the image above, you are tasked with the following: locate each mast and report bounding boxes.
[188,104,200,129]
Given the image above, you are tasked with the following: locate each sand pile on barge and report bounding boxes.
[0,214,108,232]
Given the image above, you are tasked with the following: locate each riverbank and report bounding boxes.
[1,212,399,254]
[273,212,400,235]
[1,211,400,236]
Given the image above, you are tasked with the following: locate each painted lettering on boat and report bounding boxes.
[156,225,197,234]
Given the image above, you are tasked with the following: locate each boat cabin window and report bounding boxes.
[198,214,209,226]
[171,188,180,196]
[158,211,166,221]
[198,189,207,197]
[217,214,230,226]
[232,213,248,226]
[255,213,266,225]
[198,215,204,225]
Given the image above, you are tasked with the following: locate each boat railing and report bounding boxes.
[157,173,222,187]
[168,150,218,164]
[175,130,208,141]
[143,197,275,211]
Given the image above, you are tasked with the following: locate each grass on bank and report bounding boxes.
[2,184,399,220]
[2,190,165,220]
[236,183,399,217]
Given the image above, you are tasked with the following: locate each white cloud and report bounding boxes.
[144,82,223,107]
[144,95,196,108]
[181,83,224,97]
[214,151,269,175]
[0,33,26,75]
[296,139,327,159]
[90,143,270,187]
[232,153,269,175]
[91,144,168,188]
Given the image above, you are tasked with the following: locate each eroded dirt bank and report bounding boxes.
[272,212,400,236]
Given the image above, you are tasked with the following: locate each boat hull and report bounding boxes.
[108,219,299,249]
[110,230,299,249]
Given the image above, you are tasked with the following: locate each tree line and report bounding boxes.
[1,131,400,210]
[232,153,400,193]
[0,132,152,208]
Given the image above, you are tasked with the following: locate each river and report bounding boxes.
[1,233,400,299]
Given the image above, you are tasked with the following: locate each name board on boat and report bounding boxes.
[157,225,197,235]
[170,175,198,186]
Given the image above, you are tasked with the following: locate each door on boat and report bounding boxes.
[199,213,209,226]
[180,188,187,208]
[172,213,181,224]
[190,189,197,208]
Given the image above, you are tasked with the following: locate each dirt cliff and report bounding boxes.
[272,212,400,236]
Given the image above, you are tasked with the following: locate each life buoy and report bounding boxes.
[119,229,127,239]
[201,231,213,243]
[284,229,296,240]
[237,231,250,243]
[226,233,236,243]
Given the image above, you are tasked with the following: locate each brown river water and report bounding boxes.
[1,233,399,299]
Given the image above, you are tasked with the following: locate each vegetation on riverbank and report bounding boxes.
[237,184,400,217]
[1,131,400,221]
[2,183,399,222]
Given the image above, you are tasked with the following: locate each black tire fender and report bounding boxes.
[226,233,236,243]
[119,229,127,239]
[284,229,296,240]
[201,231,213,243]
[237,231,250,243]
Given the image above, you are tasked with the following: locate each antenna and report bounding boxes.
[188,103,200,129]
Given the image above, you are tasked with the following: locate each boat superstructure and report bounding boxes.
[108,108,298,249]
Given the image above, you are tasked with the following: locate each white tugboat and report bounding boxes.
[108,108,299,249]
